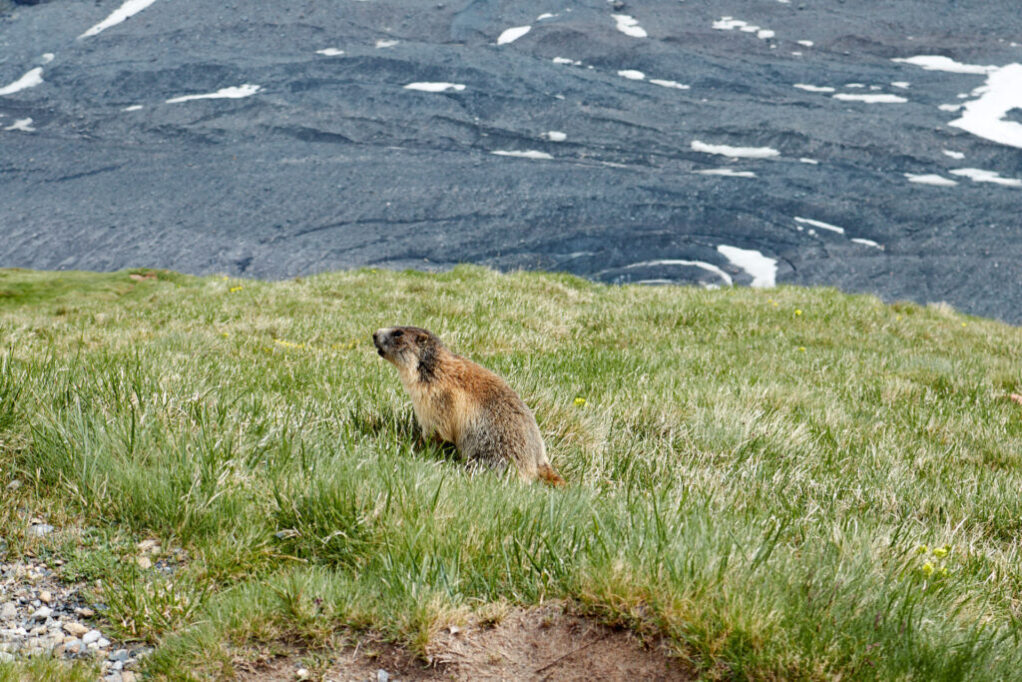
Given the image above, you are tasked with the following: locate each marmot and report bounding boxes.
[373,326,565,485]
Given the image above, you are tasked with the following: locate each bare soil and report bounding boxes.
[236,605,692,681]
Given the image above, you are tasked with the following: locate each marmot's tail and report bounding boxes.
[537,463,567,487]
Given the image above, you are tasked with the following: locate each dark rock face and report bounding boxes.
[2,0,1021,321]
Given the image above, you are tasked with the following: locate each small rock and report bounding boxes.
[296,669,310,680]
[82,629,102,644]
[39,590,53,604]
[6,479,20,490]
[377,670,390,682]
[0,602,16,620]
[30,524,55,537]
[121,672,137,682]
[136,557,152,570]
[137,539,160,553]
[31,606,53,620]
[98,637,110,648]
[104,673,122,682]
[110,648,130,661]
[76,607,95,618]
[112,660,124,671]
[64,622,89,637]
[0,651,14,663]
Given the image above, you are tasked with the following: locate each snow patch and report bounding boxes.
[694,169,757,178]
[833,93,907,103]
[617,70,645,80]
[123,104,144,112]
[713,17,774,40]
[799,158,819,164]
[621,260,733,286]
[794,216,845,234]
[905,173,958,187]
[850,238,884,249]
[716,245,777,287]
[497,25,531,45]
[79,0,159,39]
[166,84,261,103]
[891,81,910,89]
[650,79,689,90]
[41,53,55,64]
[797,40,814,47]
[0,67,43,96]
[375,39,399,48]
[948,64,1022,149]
[612,14,647,38]
[542,131,567,142]
[4,118,35,132]
[491,150,554,160]
[793,83,835,93]
[939,103,963,112]
[316,48,345,56]
[892,55,997,75]
[949,168,1022,187]
[552,57,582,66]
[692,140,780,159]
[537,13,557,20]
[404,82,466,92]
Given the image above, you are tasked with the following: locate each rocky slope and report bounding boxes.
[1,0,1020,321]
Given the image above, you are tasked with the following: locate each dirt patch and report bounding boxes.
[237,604,691,681]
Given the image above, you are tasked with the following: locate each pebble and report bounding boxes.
[377,669,390,682]
[63,622,89,637]
[29,524,55,537]
[296,668,310,680]
[1,555,150,673]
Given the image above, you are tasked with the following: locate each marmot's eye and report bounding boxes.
[392,329,404,338]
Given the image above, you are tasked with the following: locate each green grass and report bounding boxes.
[1,266,1021,680]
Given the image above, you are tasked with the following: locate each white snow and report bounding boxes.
[833,93,907,103]
[79,0,159,39]
[403,82,466,92]
[712,17,774,40]
[941,150,964,160]
[716,245,777,287]
[123,104,144,112]
[0,67,43,96]
[891,55,997,75]
[620,260,733,286]
[612,14,647,38]
[799,158,819,164]
[552,57,582,66]
[844,83,865,88]
[316,48,345,56]
[939,104,963,112]
[491,150,554,160]
[691,140,780,159]
[375,39,399,48]
[791,51,803,57]
[948,64,1022,149]
[166,84,261,103]
[850,238,884,249]
[797,40,814,47]
[694,169,757,178]
[617,70,645,80]
[794,216,845,234]
[4,118,35,132]
[537,13,557,20]
[793,83,835,93]
[905,173,959,186]
[543,131,566,142]
[949,168,1022,187]
[497,25,531,45]
[41,53,55,64]
[891,81,910,89]
[650,79,690,89]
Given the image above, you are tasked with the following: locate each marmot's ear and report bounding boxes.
[417,342,439,381]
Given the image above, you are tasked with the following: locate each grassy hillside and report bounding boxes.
[1,266,1021,680]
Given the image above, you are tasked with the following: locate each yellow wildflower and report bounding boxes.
[229,286,243,293]
[574,397,586,407]
[916,544,928,554]
[794,309,803,316]
[934,545,949,558]
[798,346,806,352]
[921,561,935,577]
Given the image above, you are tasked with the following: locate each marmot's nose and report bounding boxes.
[372,331,380,346]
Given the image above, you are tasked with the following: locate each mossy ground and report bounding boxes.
[1,266,1021,680]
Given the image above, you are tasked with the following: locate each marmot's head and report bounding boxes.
[373,326,443,379]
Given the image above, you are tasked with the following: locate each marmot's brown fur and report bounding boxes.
[373,326,565,485]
